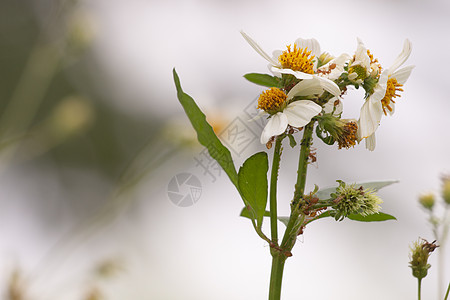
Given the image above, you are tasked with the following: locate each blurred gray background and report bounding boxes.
[1,0,449,299]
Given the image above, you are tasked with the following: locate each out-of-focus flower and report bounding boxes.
[441,176,450,205]
[49,95,94,138]
[419,193,436,211]
[240,31,341,97]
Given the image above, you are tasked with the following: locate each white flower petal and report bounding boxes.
[241,31,280,67]
[260,112,288,144]
[353,38,371,69]
[286,77,323,99]
[270,66,314,80]
[358,98,383,138]
[388,39,412,74]
[272,50,282,61]
[365,133,376,151]
[392,65,415,85]
[323,97,343,116]
[284,100,322,128]
[317,77,341,96]
[294,38,321,58]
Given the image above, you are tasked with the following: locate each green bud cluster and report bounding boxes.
[329,180,382,221]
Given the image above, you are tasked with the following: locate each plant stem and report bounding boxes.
[268,122,315,300]
[418,278,422,300]
[293,122,315,203]
[444,281,450,300]
[268,253,287,300]
[269,137,283,245]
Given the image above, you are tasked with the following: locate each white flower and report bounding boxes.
[348,38,382,84]
[318,53,351,81]
[256,78,325,144]
[358,39,414,150]
[241,31,342,97]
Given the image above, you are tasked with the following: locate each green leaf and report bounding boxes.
[347,212,397,222]
[316,180,398,200]
[173,69,238,187]
[240,208,270,219]
[239,208,290,227]
[244,73,280,88]
[238,152,269,228]
[277,216,290,227]
[313,210,332,220]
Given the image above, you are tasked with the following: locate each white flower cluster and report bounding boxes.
[242,32,414,150]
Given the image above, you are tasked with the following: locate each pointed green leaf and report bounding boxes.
[359,180,399,192]
[347,212,397,222]
[244,73,281,88]
[173,69,238,187]
[238,152,269,228]
[316,180,398,200]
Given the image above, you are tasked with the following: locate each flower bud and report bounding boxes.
[418,193,435,210]
[441,177,450,205]
[330,181,382,221]
[409,239,438,280]
[317,52,334,67]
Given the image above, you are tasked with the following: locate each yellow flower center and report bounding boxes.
[348,65,368,81]
[338,121,358,149]
[257,87,287,112]
[381,77,403,115]
[278,44,315,74]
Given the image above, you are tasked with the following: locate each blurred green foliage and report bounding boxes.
[0,0,161,183]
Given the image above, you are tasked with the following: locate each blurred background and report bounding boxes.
[1,0,449,299]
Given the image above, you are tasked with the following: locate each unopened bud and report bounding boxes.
[418,193,435,210]
[318,52,334,67]
[409,239,438,280]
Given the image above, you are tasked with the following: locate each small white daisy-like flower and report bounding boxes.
[255,78,325,144]
[348,38,382,84]
[358,39,414,150]
[241,31,342,97]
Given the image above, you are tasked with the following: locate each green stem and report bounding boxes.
[268,121,315,300]
[418,278,422,300]
[444,281,450,300]
[293,121,315,203]
[280,121,315,249]
[269,137,283,245]
[268,253,287,300]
